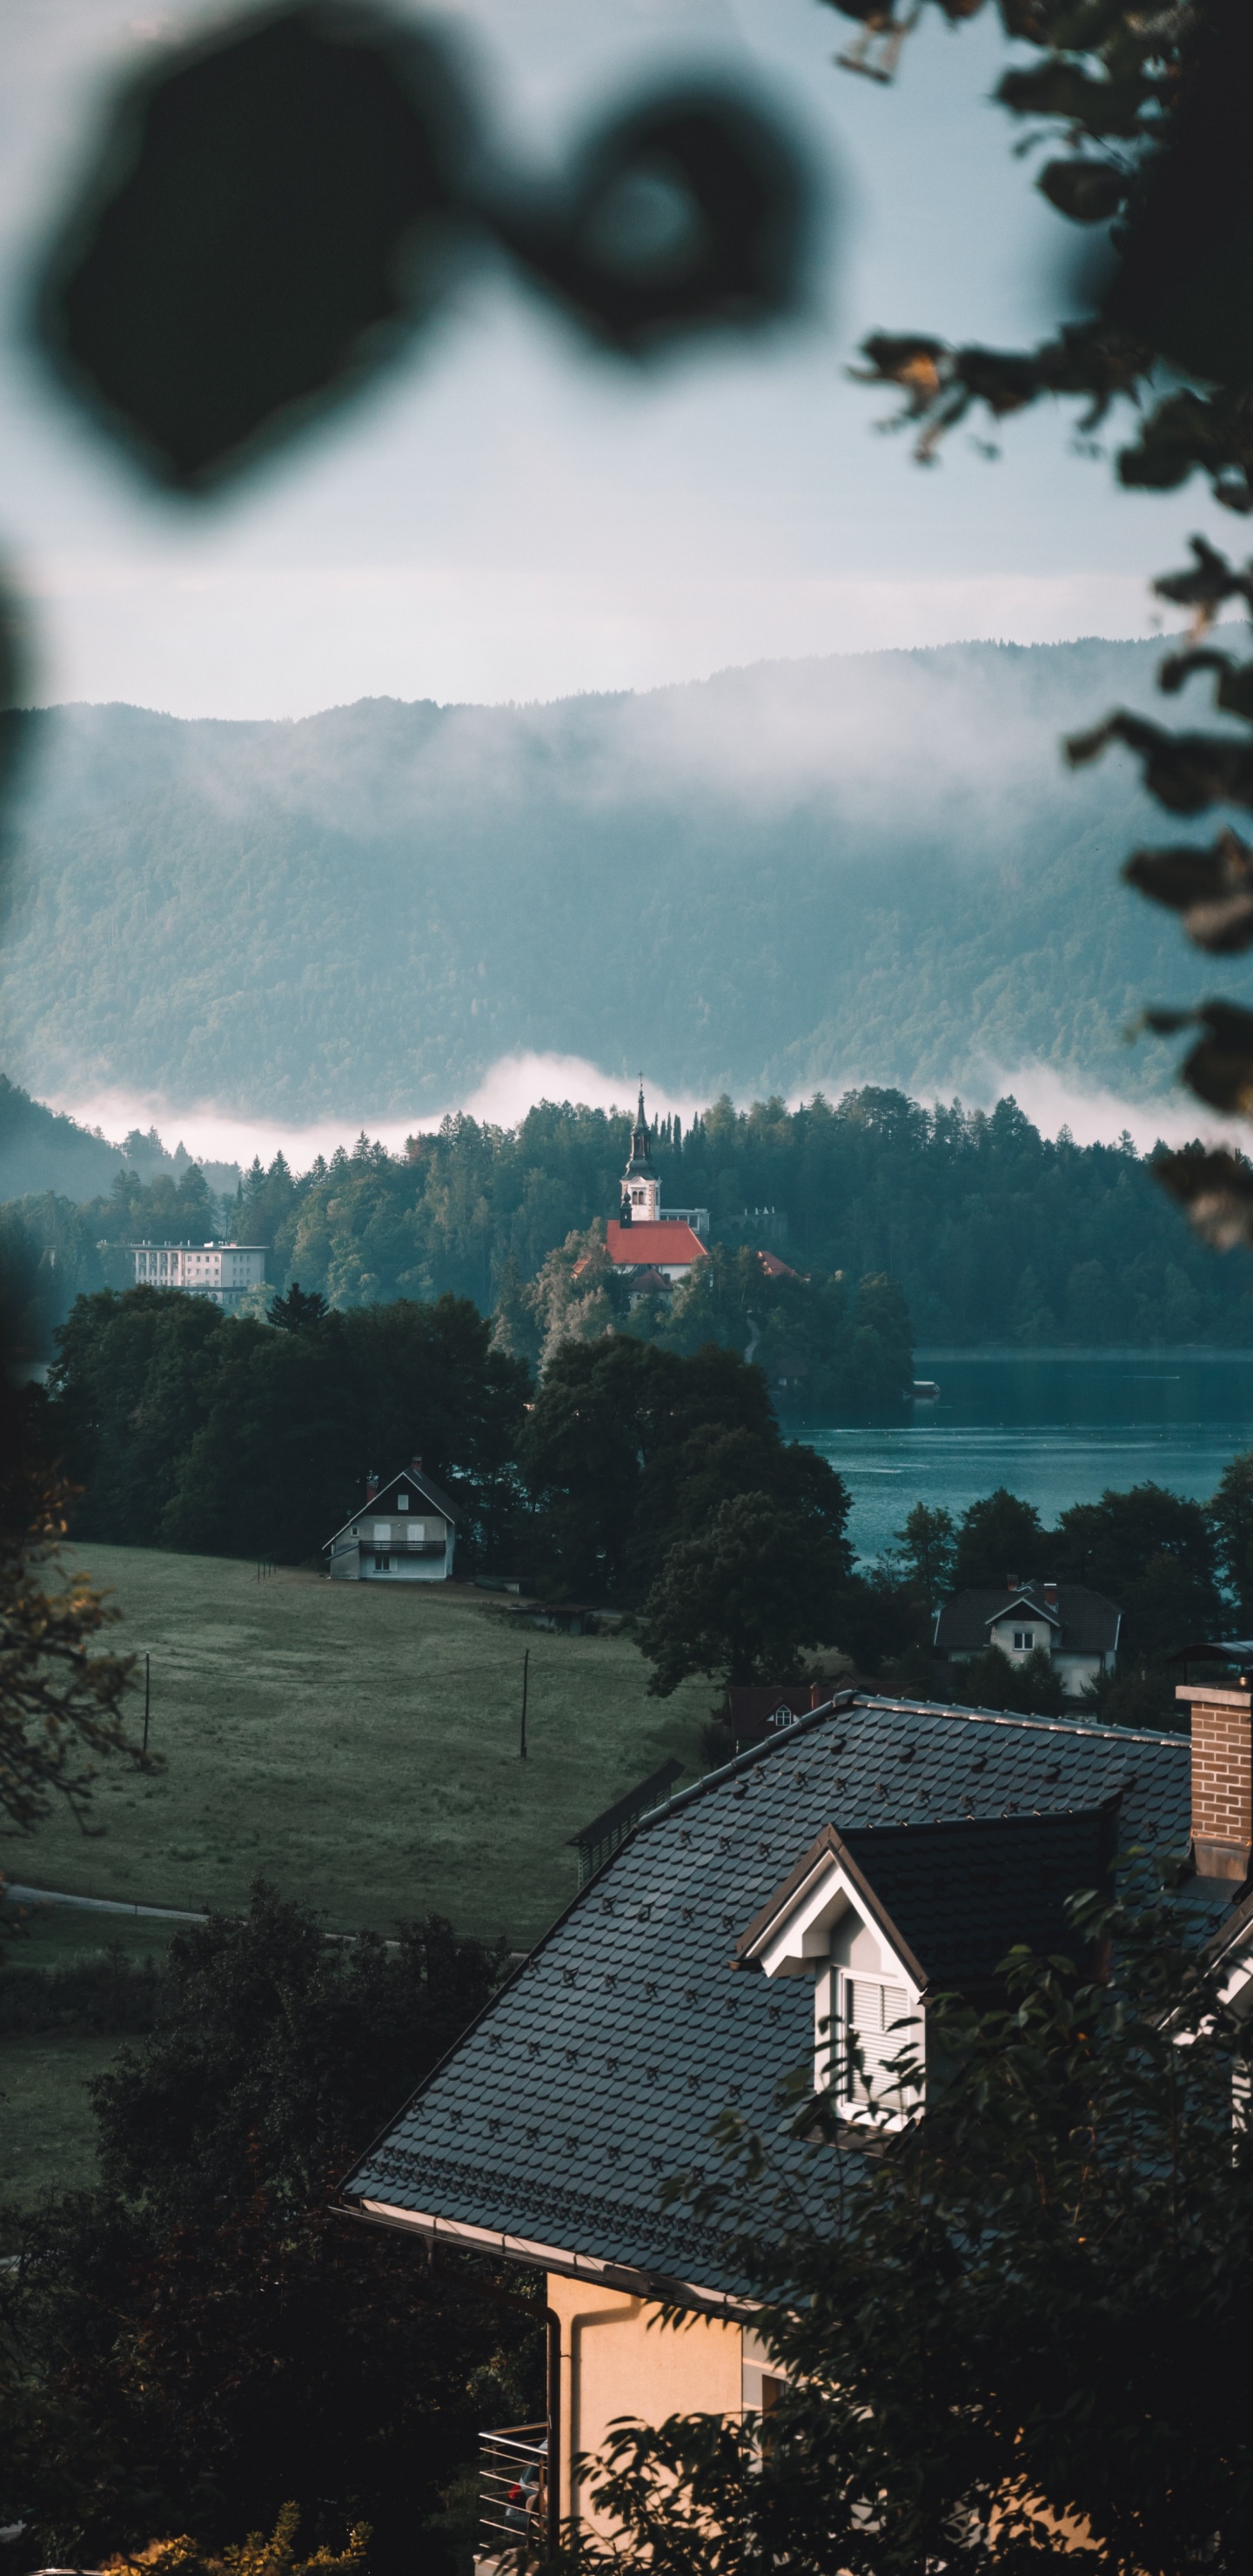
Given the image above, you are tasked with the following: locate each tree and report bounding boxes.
[845,0,1253,1266]
[949,1640,1068,1720]
[951,1488,1046,1591]
[520,1337,854,1606]
[1209,1449,1253,1625]
[888,1503,955,1611]
[1052,1482,1222,1660]
[0,1458,143,1838]
[572,1883,1253,2573]
[635,1491,849,1694]
[268,1281,328,1332]
[48,1286,529,1568]
[3,1886,536,2571]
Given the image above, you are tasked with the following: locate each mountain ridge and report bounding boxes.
[1,634,1244,1124]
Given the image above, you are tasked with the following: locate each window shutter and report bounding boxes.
[846,1978,913,2103]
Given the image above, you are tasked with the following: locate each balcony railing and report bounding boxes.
[477,2419,548,2569]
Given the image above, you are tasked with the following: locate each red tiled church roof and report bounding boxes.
[606,1220,707,1266]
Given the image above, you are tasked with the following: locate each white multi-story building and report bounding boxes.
[129,1241,266,1308]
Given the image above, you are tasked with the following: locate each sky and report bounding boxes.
[0,0,1235,722]
[1,0,1241,1164]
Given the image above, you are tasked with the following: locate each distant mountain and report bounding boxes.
[0,1074,122,1203]
[1,637,1245,1123]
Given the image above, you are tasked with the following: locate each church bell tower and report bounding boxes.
[620,1082,660,1224]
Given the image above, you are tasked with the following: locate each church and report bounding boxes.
[601,1085,708,1284]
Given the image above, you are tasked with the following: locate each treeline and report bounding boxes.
[6,1087,1250,1362]
[44,1288,863,1620]
[44,1284,1253,1725]
[882,1472,1253,1728]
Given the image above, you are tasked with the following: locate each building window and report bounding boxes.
[373,1553,391,1572]
[841,1975,915,2106]
[1013,1628,1035,1652]
[397,1493,409,1511]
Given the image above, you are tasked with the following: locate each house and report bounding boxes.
[338,1680,1248,2558]
[604,1086,708,1284]
[934,1580,1120,1698]
[128,1239,266,1307]
[324,1458,459,1583]
[725,1680,830,1748]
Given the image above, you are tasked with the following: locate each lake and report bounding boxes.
[803,1352,1253,1566]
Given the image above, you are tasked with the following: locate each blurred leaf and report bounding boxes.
[1104,0,1253,392]
[1142,1000,1253,1117]
[1037,158,1126,225]
[37,2,474,491]
[1066,709,1253,814]
[1154,1145,1253,1251]
[1124,828,1253,955]
[494,88,812,359]
[36,5,811,491]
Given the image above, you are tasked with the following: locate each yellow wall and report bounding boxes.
[546,2274,746,2537]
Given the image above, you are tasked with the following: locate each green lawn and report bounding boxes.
[3,1549,710,1945]
[0,2031,122,2208]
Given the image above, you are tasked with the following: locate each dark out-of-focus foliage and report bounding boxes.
[1,1885,533,2573]
[36,1,812,491]
[843,0,1253,1254]
[570,1889,1253,2575]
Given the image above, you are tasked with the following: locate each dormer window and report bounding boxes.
[397,1493,409,1512]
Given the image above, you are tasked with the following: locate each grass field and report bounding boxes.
[0,2030,123,2208]
[2,1548,710,1945]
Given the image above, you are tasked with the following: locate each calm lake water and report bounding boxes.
[803,1353,1253,1566]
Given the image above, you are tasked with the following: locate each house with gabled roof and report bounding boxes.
[339,1678,1253,2559]
[935,1579,1120,1697]
[324,1457,459,1583]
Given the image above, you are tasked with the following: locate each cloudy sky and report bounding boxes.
[0,0,1233,721]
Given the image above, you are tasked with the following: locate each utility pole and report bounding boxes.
[520,1649,529,1760]
[142,1651,151,1756]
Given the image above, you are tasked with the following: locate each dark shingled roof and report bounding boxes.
[935,1584,1119,1657]
[837,1808,1120,1986]
[343,1694,1189,2295]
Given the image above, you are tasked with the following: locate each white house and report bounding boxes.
[934,1580,1121,1699]
[324,1459,459,1584]
[130,1240,266,1308]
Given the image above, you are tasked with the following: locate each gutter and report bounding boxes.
[352,2195,759,2325]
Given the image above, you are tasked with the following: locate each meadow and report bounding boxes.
[3,1546,710,1946]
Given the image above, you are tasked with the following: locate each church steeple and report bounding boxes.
[620,1078,660,1222]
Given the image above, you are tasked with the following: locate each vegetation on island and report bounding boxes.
[7,1085,1253,1372]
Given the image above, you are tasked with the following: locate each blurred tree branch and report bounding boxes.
[837,0,1253,1247]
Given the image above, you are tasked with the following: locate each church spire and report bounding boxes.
[620,1076,659,1222]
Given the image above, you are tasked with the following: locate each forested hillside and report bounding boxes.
[9,1086,1252,1355]
[3,636,1248,1118]
[0,1073,121,1201]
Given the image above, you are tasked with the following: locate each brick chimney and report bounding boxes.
[365,1471,379,1502]
[411,1454,423,1476]
[1177,1677,1253,1880]
[1042,1581,1059,1609]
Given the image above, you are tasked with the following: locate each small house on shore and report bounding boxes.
[934,1579,1120,1698]
[325,1459,459,1584]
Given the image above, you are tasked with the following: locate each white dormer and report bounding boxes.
[734,1828,925,2125]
